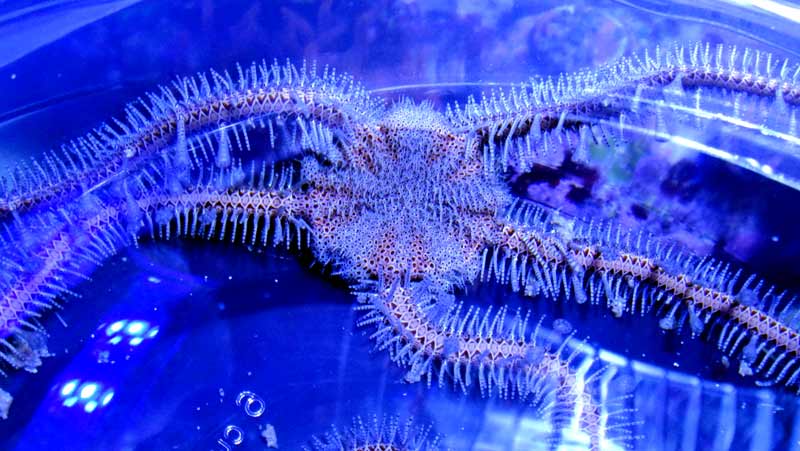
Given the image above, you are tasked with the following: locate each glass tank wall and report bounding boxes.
[0,1,799,450]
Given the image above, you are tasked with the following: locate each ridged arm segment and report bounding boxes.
[356,281,620,451]
[482,200,800,391]
[447,43,800,171]
[0,167,309,370]
[0,61,382,217]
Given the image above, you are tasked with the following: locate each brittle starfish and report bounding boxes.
[303,415,441,451]
[1,42,799,449]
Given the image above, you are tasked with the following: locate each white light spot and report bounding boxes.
[60,380,79,397]
[147,276,162,284]
[107,320,126,336]
[101,391,114,406]
[129,337,144,346]
[126,321,147,336]
[84,401,98,413]
[79,384,98,399]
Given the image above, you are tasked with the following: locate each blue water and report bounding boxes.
[1,1,800,450]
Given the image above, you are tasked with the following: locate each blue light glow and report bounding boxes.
[57,379,116,413]
[102,318,159,346]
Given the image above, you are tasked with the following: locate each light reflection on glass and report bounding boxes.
[56,379,115,414]
[100,319,159,346]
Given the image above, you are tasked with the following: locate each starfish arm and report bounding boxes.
[0,165,310,372]
[355,279,635,451]
[481,199,800,392]
[447,43,800,172]
[303,415,441,451]
[0,60,381,218]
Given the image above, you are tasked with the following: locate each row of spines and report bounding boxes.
[487,199,800,391]
[0,58,368,217]
[354,277,638,450]
[447,42,800,129]
[0,161,308,363]
[303,415,442,451]
[454,42,800,176]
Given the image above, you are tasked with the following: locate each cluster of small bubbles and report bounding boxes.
[214,390,269,449]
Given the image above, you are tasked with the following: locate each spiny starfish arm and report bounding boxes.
[0,168,308,370]
[447,42,800,171]
[303,415,441,451]
[483,200,800,392]
[355,281,629,451]
[0,59,380,217]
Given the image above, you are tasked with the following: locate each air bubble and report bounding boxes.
[236,390,266,418]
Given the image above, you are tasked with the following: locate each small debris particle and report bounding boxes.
[262,423,278,448]
[739,361,754,377]
[552,318,573,335]
[0,389,12,419]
